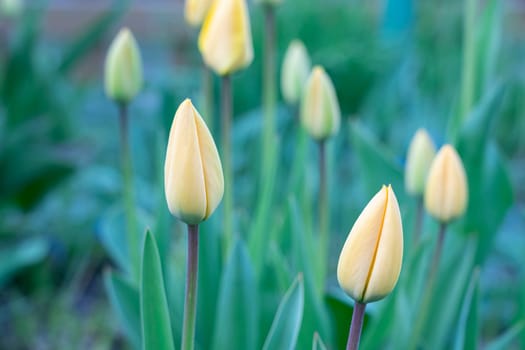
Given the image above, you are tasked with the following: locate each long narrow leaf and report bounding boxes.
[140,231,175,350]
[263,274,305,350]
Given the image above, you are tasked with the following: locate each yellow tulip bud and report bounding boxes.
[424,145,468,223]
[185,0,213,27]
[104,28,143,104]
[198,0,254,76]
[300,66,341,141]
[164,99,224,225]
[405,128,436,196]
[337,185,403,303]
[281,40,311,105]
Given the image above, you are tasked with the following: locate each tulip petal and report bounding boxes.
[363,186,403,302]
[194,111,224,218]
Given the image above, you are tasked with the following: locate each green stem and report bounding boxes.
[261,4,277,184]
[318,140,328,285]
[202,63,214,133]
[346,302,366,350]
[118,103,139,282]
[413,196,424,246]
[221,75,233,259]
[182,224,199,350]
[409,222,447,349]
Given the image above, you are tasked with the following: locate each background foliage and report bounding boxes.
[0,0,524,349]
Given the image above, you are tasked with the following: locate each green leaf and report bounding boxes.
[427,238,477,349]
[457,84,513,263]
[262,274,305,350]
[349,121,405,202]
[212,240,258,350]
[484,321,525,350]
[104,270,141,350]
[140,231,175,350]
[453,268,480,350]
[0,238,48,288]
[312,332,328,350]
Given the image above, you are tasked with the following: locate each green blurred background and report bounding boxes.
[0,0,524,349]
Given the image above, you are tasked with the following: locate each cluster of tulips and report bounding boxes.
[103,0,470,349]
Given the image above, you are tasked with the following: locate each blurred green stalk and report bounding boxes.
[221,75,233,259]
[261,4,277,184]
[318,140,329,285]
[408,222,447,349]
[413,197,424,246]
[202,63,214,134]
[118,103,140,283]
[249,4,279,271]
[182,224,199,350]
[347,302,366,350]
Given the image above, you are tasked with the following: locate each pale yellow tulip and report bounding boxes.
[424,145,468,223]
[198,0,253,75]
[281,40,310,105]
[164,99,224,224]
[337,185,404,303]
[185,0,213,27]
[104,28,143,103]
[405,128,436,195]
[300,66,341,141]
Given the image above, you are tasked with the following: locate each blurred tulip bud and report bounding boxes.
[164,99,224,224]
[0,0,22,17]
[104,28,143,104]
[424,145,468,223]
[300,66,341,141]
[281,40,310,106]
[337,185,403,303]
[198,0,253,76]
[185,0,213,27]
[405,128,436,196]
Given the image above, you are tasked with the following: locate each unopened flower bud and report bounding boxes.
[104,28,143,104]
[300,66,341,141]
[337,185,404,303]
[405,128,436,196]
[164,99,224,224]
[281,40,310,106]
[198,0,253,76]
[185,0,213,27]
[424,145,468,223]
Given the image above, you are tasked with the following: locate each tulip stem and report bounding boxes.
[413,196,424,246]
[408,222,447,349]
[261,4,277,185]
[202,63,214,134]
[221,74,233,259]
[118,103,139,282]
[318,140,329,285]
[346,301,366,350]
[182,224,199,350]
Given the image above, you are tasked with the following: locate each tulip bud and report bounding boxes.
[104,28,143,104]
[424,145,468,223]
[300,66,341,141]
[337,185,403,303]
[281,40,311,105]
[185,0,213,27]
[405,128,436,196]
[164,99,224,224]
[198,0,253,76]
